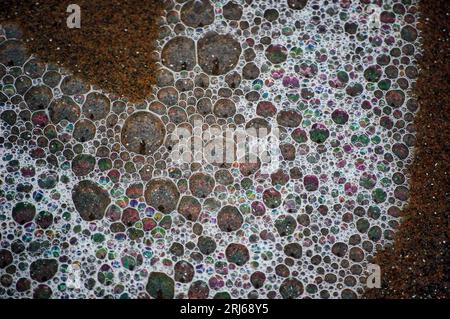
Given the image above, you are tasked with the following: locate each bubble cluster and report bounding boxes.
[0,0,420,299]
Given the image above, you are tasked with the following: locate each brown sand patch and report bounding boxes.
[0,0,164,102]
[363,0,449,299]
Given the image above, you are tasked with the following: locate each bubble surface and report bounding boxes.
[0,0,420,299]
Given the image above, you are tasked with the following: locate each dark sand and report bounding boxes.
[0,0,163,102]
[364,0,449,299]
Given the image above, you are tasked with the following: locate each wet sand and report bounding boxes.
[364,0,449,299]
[0,0,163,102]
